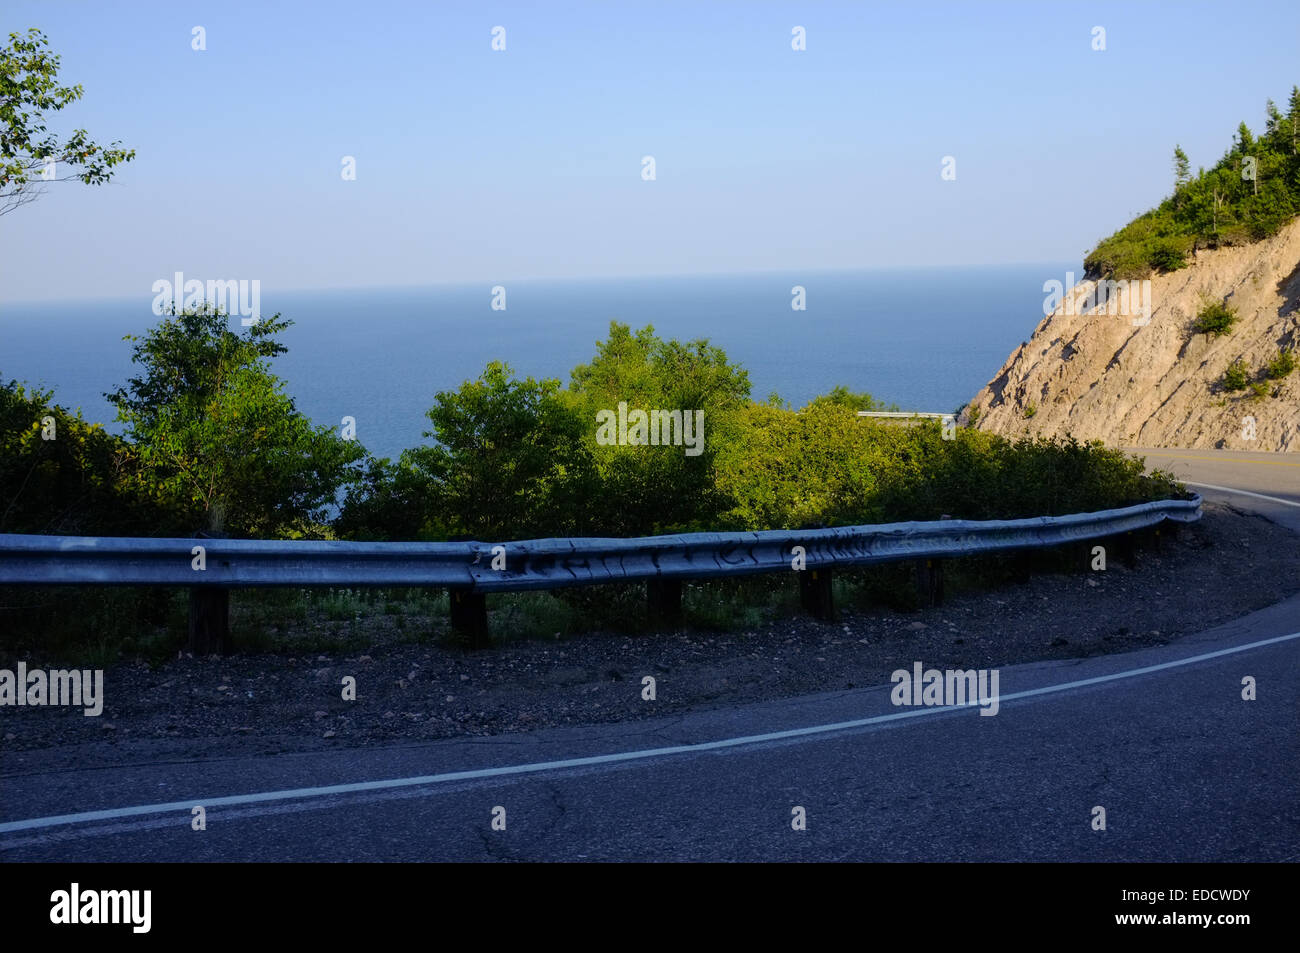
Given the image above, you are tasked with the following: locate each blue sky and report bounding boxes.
[2,0,1299,302]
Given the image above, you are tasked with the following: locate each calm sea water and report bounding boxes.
[1,266,1068,462]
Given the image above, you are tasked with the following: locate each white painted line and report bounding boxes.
[3,631,1298,836]
[1183,481,1300,508]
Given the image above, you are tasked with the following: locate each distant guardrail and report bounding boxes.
[856,411,953,420]
[0,495,1201,651]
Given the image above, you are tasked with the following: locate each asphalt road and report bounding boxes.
[1125,446,1300,532]
[1,449,1296,862]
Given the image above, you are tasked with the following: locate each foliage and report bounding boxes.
[804,385,898,413]
[106,305,364,537]
[1085,86,1300,280]
[0,28,136,215]
[1191,298,1238,336]
[399,361,597,540]
[1221,359,1250,391]
[0,377,147,534]
[565,322,751,536]
[339,323,1186,544]
[1264,347,1295,379]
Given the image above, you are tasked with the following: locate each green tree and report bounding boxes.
[0,28,135,216]
[0,378,149,534]
[568,322,751,535]
[1235,121,1254,156]
[1173,145,1191,190]
[1290,86,1300,153]
[107,305,364,537]
[401,362,595,541]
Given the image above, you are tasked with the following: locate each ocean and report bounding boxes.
[1,265,1070,462]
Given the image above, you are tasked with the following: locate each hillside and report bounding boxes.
[966,93,1300,451]
[966,216,1300,449]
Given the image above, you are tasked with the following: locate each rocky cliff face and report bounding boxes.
[965,216,1300,450]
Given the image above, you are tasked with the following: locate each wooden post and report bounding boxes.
[1118,531,1138,568]
[1010,550,1034,584]
[188,587,231,656]
[915,558,944,607]
[799,568,835,621]
[646,577,683,630]
[449,589,490,649]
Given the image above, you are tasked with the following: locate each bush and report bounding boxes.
[1249,380,1272,400]
[1024,403,1037,419]
[1222,359,1250,391]
[1264,347,1295,379]
[1192,299,1238,336]
[0,377,156,535]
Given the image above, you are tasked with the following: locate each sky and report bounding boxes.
[2,0,1299,303]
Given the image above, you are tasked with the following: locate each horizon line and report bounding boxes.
[0,259,1084,310]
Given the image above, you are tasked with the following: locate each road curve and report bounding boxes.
[2,446,1296,861]
[1125,446,1300,532]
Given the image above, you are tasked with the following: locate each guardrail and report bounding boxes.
[0,495,1201,652]
[856,411,953,419]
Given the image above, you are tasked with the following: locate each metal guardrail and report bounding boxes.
[0,495,1202,593]
[856,411,953,419]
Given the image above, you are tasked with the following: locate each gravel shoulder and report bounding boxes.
[2,501,1298,774]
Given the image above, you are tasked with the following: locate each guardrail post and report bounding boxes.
[1118,531,1138,568]
[915,558,944,607]
[189,529,231,655]
[188,587,231,656]
[449,588,490,649]
[647,577,683,629]
[1010,550,1033,584]
[799,568,835,621]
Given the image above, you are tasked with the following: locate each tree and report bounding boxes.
[0,28,135,216]
[1173,145,1191,190]
[401,362,595,540]
[106,305,364,537]
[1290,86,1300,154]
[568,322,751,535]
[1265,99,1282,137]
[1235,121,1254,155]
[0,377,146,535]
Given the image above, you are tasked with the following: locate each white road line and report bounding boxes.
[3,631,1298,836]
[1183,481,1300,508]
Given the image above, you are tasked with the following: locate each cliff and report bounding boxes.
[965,216,1300,450]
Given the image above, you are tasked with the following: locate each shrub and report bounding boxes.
[1221,359,1250,391]
[1024,403,1037,419]
[1264,347,1295,379]
[1192,299,1238,336]
[1249,380,1272,400]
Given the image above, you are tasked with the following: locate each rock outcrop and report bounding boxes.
[966,217,1300,450]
